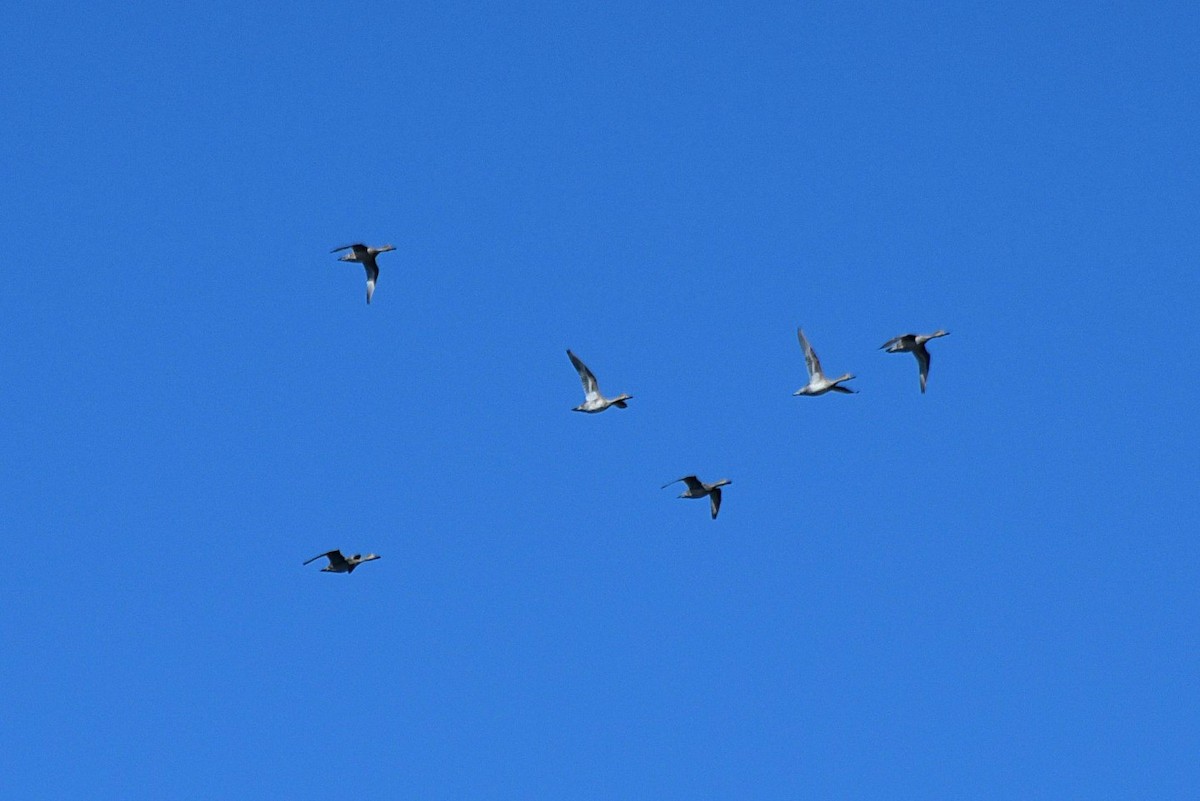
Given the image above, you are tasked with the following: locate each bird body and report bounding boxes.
[662,475,732,519]
[303,549,381,573]
[567,349,633,413]
[331,243,396,304]
[793,328,856,396]
[881,330,949,393]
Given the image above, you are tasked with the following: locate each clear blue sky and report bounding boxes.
[2,1,1198,797]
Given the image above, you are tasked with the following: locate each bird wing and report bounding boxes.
[364,262,379,304]
[662,475,703,491]
[915,346,930,393]
[303,549,340,566]
[330,243,367,254]
[798,328,822,378]
[881,334,916,352]
[567,350,600,400]
[709,487,722,519]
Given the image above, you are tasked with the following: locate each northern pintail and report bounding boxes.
[662,475,732,520]
[331,243,396,304]
[793,328,856,396]
[567,349,632,413]
[881,330,949,393]
[303,550,381,573]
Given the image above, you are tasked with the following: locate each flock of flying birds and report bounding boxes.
[305,242,951,573]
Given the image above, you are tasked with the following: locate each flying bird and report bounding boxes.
[662,475,732,520]
[303,550,381,574]
[331,243,396,304]
[881,330,950,393]
[793,328,857,396]
[567,349,633,413]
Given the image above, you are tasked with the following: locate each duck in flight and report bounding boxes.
[567,349,633,413]
[331,243,395,304]
[662,475,732,520]
[881,330,949,394]
[303,550,381,574]
[793,328,856,396]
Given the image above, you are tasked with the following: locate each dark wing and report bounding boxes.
[798,328,822,377]
[709,487,722,519]
[331,243,367,254]
[662,475,703,491]
[881,334,916,352]
[915,346,930,393]
[567,350,600,398]
[303,549,340,566]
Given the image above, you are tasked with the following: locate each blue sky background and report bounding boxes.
[2,1,1198,797]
